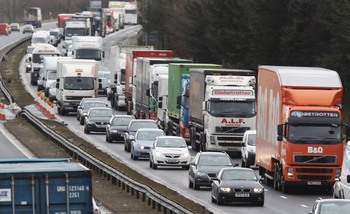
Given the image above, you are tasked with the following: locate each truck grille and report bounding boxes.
[216,126,250,134]
[297,175,331,181]
[294,155,336,164]
[217,136,243,142]
[296,168,333,173]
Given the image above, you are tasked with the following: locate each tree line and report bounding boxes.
[140,0,350,97]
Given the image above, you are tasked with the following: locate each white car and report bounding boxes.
[48,81,57,102]
[149,136,191,170]
[240,130,256,168]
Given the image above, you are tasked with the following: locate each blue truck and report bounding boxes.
[0,158,93,213]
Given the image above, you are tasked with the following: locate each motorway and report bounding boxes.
[1,23,333,214]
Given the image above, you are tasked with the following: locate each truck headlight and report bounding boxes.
[335,168,341,178]
[287,168,294,178]
[210,136,215,144]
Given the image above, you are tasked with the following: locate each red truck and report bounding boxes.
[57,13,74,36]
[124,50,174,115]
[256,65,344,194]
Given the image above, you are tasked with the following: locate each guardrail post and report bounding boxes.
[152,200,156,209]
[158,203,161,212]
[136,191,139,199]
[142,193,146,202]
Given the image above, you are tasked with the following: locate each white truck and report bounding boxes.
[29,44,60,86]
[107,45,153,110]
[63,19,91,56]
[71,36,104,61]
[41,56,70,97]
[156,74,169,128]
[188,69,256,152]
[55,59,100,115]
[31,30,50,46]
[333,138,350,198]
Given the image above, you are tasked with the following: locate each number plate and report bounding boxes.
[166,159,178,163]
[64,107,73,110]
[235,193,250,197]
[307,181,321,185]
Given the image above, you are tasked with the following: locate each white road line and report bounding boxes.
[301,204,308,208]
[280,195,288,199]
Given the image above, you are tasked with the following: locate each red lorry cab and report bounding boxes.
[0,23,10,36]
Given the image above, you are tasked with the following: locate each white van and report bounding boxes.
[31,30,50,46]
[241,130,256,168]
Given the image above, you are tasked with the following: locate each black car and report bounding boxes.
[124,119,159,152]
[189,152,235,190]
[211,167,264,206]
[105,115,135,143]
[77,101,107,125]
[84,107,113,134]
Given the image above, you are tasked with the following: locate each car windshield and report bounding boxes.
[221,170,257,181]
[319,201,350,213]
[198,155,232,166]
[83,102,106,110]
[130,122,158,131]
[136,131,164,141]
[89,109,112,117]
[112,117,133,126]
[156,138,187,148]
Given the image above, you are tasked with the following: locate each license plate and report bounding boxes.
[166,159,178,163]
[65,107,73,110]
[307,181,321,185]
[235,193,250,197]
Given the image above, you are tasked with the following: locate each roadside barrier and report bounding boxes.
[0,103,6,120]
[35,91,55,119]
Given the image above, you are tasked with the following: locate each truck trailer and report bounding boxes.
[166,64,222,140]
[256,66,344,193]
[0,159,93,213]
[188,68,256,152]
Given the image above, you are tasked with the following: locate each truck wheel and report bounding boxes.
[200,133,206,152]
[273,163,281,191]
[191,127,198,151]
[168,121,173,136]
[281,177,289,194]
[241,158,246,167]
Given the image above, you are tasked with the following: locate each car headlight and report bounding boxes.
[111,130,119,133]
[196,172,207,177]
[247,146,255,153]
[83,113,88,116]
[253,188,264,193]
[155,151,162,157]
[87,121,95,125]
[140,145,145,150]
[220,187,231,192]
[183,152,189,158]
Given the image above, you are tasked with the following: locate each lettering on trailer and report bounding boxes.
[257,85,280,145]
[291,111,339,118]
[221,118,245,126]
[0,188,11,202]
[213,90,252,96]
[57,185,90,199]
[308,147,324,154]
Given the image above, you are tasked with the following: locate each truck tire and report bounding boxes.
[200,132,206,152]
[168,121,173,136]
[273,163,281,191]
[191,127,198,151]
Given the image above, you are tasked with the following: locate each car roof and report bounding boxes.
[316,198,350,203]
[88,107,111,111]
[221,167,254,172]
[157,136,184,140]
[129,119,156,123]
[112,115,134,118]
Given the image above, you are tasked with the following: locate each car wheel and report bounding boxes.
[76,114,79,121]
[193,179,199,190]
[211,194,216,203]
[241,158,246,167]
[216,197,223,205]
[79,117,84,125]
[107,135,113,143]
[152,161,157,169]
[188,178,193,188]
[182,165,189,170]
[106,135,109,142]
[149,160,153,168]
[256,200,264,206]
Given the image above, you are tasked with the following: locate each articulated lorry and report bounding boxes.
[56,59,100,115]
[72,36,104,61]
[107,46,154,110]
[0,158,93,213]
[166,64,222,140]
[256,66,344,193]
[188,69,256,152]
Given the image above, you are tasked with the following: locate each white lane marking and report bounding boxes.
[301,204,308,208]
[280,195,288,199]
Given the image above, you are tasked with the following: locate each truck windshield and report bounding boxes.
[32,37,48,44]
[65,28,85,37]
[76,49,102,61]
[33,54,59,63]
[210,100,256,117]
[64,77,94,90]
[47,71,57,80]
[288,124,341,144]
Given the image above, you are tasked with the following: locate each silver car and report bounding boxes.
[130,128,165,160]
